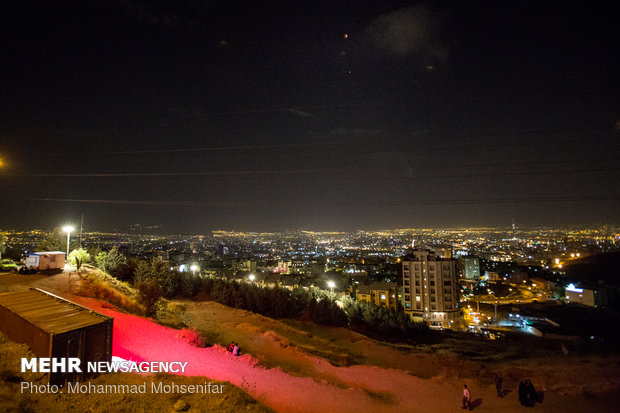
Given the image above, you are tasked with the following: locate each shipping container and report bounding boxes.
[25,251,66,271]
[0,288,113,385]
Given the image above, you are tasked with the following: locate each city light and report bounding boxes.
[566,283,583,293]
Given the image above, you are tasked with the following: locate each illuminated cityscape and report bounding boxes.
[1,0,619,412]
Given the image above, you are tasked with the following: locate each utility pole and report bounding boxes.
[79,213,84,248]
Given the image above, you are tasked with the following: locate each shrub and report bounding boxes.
[343,300,428,340]
[74,275,143,315]
[175,328,207,347]
[137,279,163,317]
[309,293,348,327]
[133,259,183,299]
[96,247,130,280]
[69,248,91,270]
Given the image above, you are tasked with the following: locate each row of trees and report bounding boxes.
[77,247,429,341]
[204,278,309,319]
[344,299,429,339]
[194,278,426,338]
[130,268,427,339]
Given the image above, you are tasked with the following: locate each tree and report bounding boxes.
[88,245,102,261]
[133,259,182,298]
[137,279,163,317]
[95,251,108,271]
[0,230,7,258]
[69,248,91,271]
[133,260,152,284]
[37,230,64,252]
[97,247,127,277]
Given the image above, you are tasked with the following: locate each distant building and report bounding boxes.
[280,276,302,291]
[291,259,306,274]
[308,262,325,277]
[348,273,368,288]
[262,274,281,288]
[345,269,368,278]
[462,256,481,280]
[511,271,529,283]
[402,249,459,328]
[277,260,292,274]
[432,245,453,259]
[232,259,256,273]
[485,271,501,282]
[216,244,228,257]
[355,282,399,310]
[530,277,556,292]
[565,283,607,308]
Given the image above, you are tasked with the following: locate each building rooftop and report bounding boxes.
[0,289,112,335]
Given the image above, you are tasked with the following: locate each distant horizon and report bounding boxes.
[4,222,619,237]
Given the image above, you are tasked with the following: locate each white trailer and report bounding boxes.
[25,251,66,270]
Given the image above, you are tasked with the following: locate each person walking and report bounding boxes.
[494,373,503,397]
[232,343,240,356]
[462,384,471,409]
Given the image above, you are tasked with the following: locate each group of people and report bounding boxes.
[518,379,539,407]
[227,341,240,356]
[461,375,538,410]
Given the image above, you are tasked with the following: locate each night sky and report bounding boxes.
[1,1,619,233]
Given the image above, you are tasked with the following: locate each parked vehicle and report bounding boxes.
[0,259,18,272]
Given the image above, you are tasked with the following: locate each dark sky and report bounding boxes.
[1,0,619,233]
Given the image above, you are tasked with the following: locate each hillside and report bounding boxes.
[2,271,620,412]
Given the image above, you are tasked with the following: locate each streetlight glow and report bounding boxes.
[249,274,255,281]
[327,281,335,293]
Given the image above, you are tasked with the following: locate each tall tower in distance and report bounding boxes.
[510,218,519,248]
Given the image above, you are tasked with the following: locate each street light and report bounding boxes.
[62,225,74,262]
[190,265,198,275]
[327,281,335,293]
[249,274,255,282]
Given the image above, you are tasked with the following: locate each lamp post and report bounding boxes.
[190,265,198,275]
[327,281,335,293]
[62,225,74,264]
[249,274,255,282]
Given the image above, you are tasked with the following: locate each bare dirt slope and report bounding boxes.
[2,272,620,412]
[0,331,271,413]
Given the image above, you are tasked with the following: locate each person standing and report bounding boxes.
[494,373,503,397]
[462,384,471,409]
